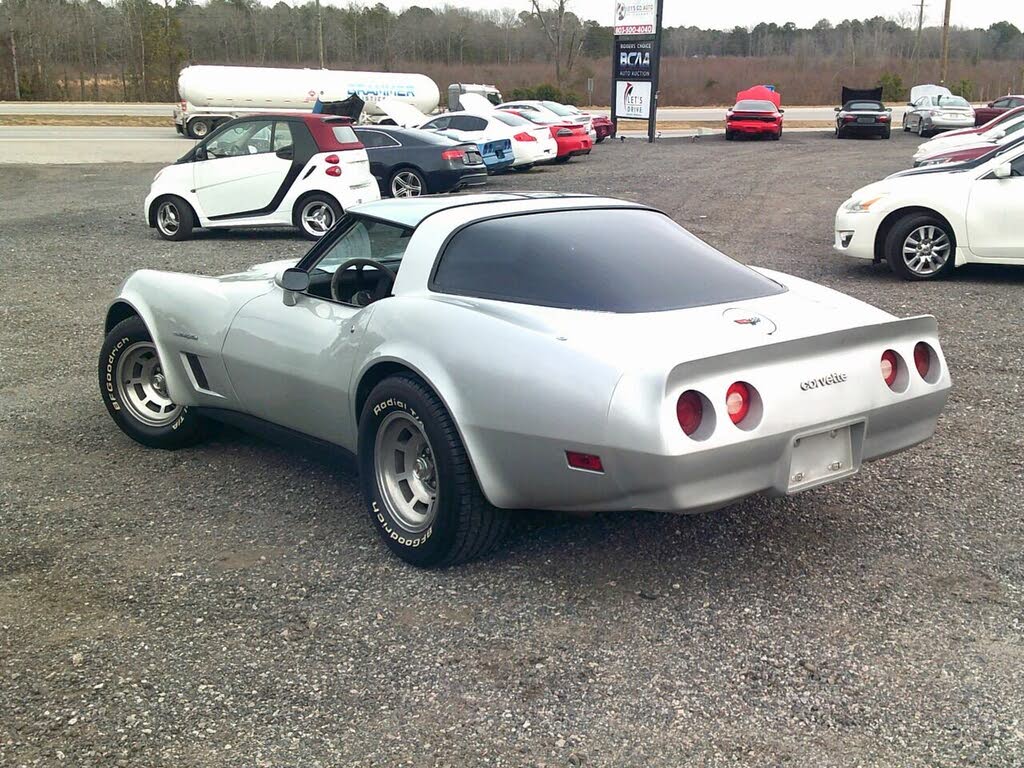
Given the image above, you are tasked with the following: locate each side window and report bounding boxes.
[359,131,400,149]
[205,120,274,158]
[272,122,293,152]
[1011,155,1024,177]
[1012,98,1024,108]
[992,98,1010,109]
[451,116,487,132]
[423,117,450,131]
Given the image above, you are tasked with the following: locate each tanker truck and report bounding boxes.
[173,65,443,139]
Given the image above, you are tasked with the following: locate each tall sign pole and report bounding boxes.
[939,0,952,84]
[611,0,663,142]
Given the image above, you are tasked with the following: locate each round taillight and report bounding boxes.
[325,154,340,164]
[881,350,898,388]
[726,382,750,425]
[914,342,931,378]
[325,166,342,177]
[676,391,703,436]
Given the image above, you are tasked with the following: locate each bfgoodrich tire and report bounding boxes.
[884,213,956,281]
[99,316,207,449]
[358,374,509,567]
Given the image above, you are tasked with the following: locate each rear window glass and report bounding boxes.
[936,96,970,108]
[541,101,574,116]
[492,112,530,127]
[331,125,359,144]
[847,101,884,111]
[432,209,785,312]
[733,100,777,112]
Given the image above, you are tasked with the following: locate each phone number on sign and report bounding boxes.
[615,25,655,35]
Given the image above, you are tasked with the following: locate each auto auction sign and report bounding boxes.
[613,1,656,35]
[615,81,652,120]
[615,38,653,80]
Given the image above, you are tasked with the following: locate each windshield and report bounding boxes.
[504,110,556,125]
[846,101,884,111]
[492,111,531,127]
[540,101,575,116]
[733,100,777,112]
[432,209,785,312]
[936,96,970,108]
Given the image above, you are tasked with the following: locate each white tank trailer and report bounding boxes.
[173,64,441,139]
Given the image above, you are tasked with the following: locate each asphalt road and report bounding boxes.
[1,132,1022,767]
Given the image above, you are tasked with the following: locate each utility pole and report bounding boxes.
[939,0,952,84]
[911,0,926,84]
[316,0,325,69]
[5,0,20,100]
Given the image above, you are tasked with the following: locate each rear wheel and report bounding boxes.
[725,130,734,141]
[358,374,510,567]
[835,125,843,139]
[389,168,427,198]
[884,213,955,281]
[294,193,341,239]
[902,115,910,132]
[882,127,892,139]
[99,316,207,449]
[153,195,194,241]
[186,118,211,140]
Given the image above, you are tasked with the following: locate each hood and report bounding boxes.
[841,85,883,104]
[910,84,952,102]
[736,85,781,108]
[375,98,431,128]
[459,92,496,114]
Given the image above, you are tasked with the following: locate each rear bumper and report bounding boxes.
[839,121,891,134]
[555,136,593,157]
[430,168,488,192]
[924,115,975,131]
[727,121,781,135]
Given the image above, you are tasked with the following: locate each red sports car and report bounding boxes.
[499,108,592,163]
[590,115,613,142]
[973,95,1024,126]
[725,86,784,141]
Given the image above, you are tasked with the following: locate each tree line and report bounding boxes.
[1,0,1022,104]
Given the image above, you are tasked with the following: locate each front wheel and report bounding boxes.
[153,195,194,241]
[294,193,341,240]
[510,163,534,173]
[554,154,572,164]
[99,316,207,449]
[358,374,510,567]
[595,134,606,144]
[917,119,926,137]
[884,214,955,281]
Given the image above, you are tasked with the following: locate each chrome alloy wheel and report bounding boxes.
[902,225,951,276]
[115,342,183,427]
[156,201,181,237]
[301,201,335,236]
[374,411,438,533]
[391,171,423,198]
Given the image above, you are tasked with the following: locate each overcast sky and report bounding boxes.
[339,0,1023,30]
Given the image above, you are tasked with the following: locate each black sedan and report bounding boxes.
[353,126,488,198]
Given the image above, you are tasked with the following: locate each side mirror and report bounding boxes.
[778,108,785,114]
[834,106,841,112]
[992,129,1006,140]
[194,146,207,161]
[993,163,1012,179]
[276,268,310,305]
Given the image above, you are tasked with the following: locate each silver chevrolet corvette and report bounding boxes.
[99,193,951,566]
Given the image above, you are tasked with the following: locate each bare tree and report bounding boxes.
[5,0,19,99]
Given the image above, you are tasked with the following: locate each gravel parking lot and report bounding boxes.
[1,130,1022,767]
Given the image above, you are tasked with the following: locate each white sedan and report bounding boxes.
[144,113,379,240]
[418,110,557,170]
[834,141,1024,279]
[497,99,596,139]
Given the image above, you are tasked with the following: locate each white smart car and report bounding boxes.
[145,113,380,241]
[834,140,1024,279]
